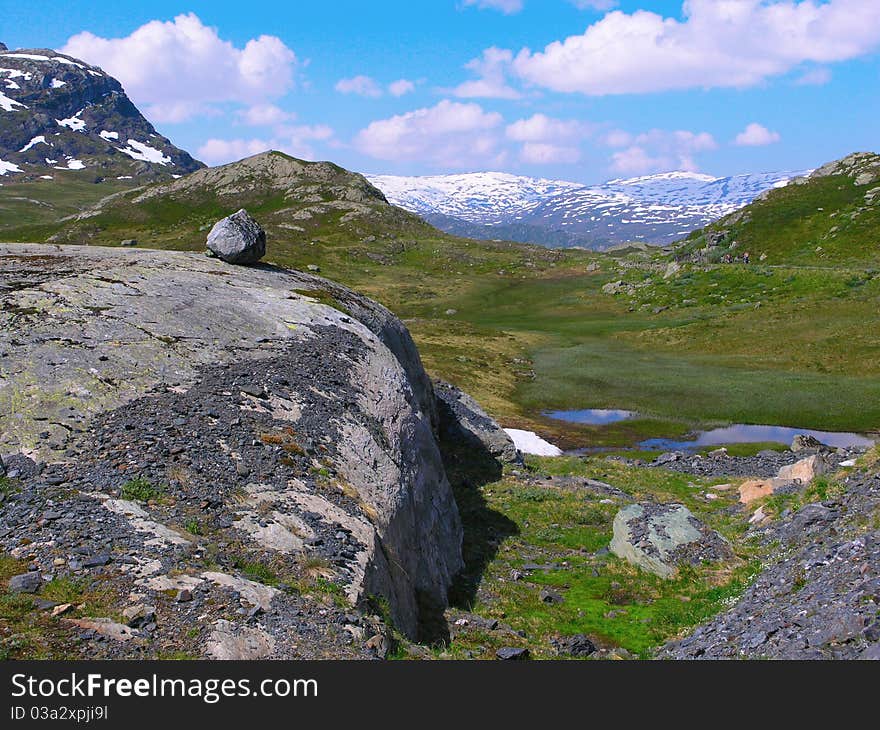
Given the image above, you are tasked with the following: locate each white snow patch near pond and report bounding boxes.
[99,130,119,141]
[50,78,66,88]
[118,139,171,164]
[504,428,563,456]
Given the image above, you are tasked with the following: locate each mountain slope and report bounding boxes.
[368,169,803,249]
[676,152,880,265]
[40,151,438,247]
[0,47,202,181]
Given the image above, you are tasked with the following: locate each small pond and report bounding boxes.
[544,408,637,425]
[639,424,875,452]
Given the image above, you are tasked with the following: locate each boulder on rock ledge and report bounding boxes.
[206,209,266,264]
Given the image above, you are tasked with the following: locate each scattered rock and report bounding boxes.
[778,454,828,484]
[739,478,799,504]
[365,633,388,659]
[791,434,822,453]
[552,634,596,657]
[496,647,530,660]
[206,620,275,660]
[66,618,139,642]
[609,502,733,578]
[539,588,564,605]
[205,209,266,264]
[8,572,42,594]
[122,604,156,628]
[120,239,138,247]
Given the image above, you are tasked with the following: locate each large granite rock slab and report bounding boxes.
[0,244,462,649]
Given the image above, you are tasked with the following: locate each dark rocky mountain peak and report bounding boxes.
[0,47,202,181]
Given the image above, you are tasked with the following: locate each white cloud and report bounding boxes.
[197,138,273,165]
[510,0,880,95]
[462,0,524,14]
[453,47,521,99]
[608,128,718,175]
[388,79,415,97]
[335,75,383,98]
[238,104,295,127]
[506,114,587,164]
[197,124,334,165]
[62,13,298,122]
[355,99,505,168]
[506,113,584,142]
[734,122,781,147]
[795,67,833,86]
[520,142,581,164]
[570,0,618,10]
[602,129,633,148]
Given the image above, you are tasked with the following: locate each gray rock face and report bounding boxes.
[610,502,733,578]
[0,244,462,649]
[9,572,42,593]
[434,380,519,465]
[660,470,880,659]
[206,209,266,264]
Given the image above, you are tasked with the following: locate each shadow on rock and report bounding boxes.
[433,382,520,634]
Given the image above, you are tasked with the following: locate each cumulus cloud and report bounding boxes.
[453,47,521,99]
[608,129,718,175]
[570,0,618,10]
[520,142,581,164]
[197,124,334,166]
[506,113,585,142]
[795,67,833,86]
[335,75,383,98]
[734,122,781,147]
[237,104,296,127]
[509,0,880,95]
[62,13,298,122]
[506,114,587,164]
[461,0,524,13]
[355,99,505,168]
[388,79,416,97]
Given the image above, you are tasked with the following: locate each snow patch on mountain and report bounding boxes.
[368,169,807,248]
[19,135,46,152]
[0,157,23,175]
[118,139,171,165]
[57,111,86,132]
[0,90,25,112]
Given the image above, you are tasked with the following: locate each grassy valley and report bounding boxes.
[3,151,880,448]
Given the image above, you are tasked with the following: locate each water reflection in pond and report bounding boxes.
[640,424,875,452]
[544,409,636,426]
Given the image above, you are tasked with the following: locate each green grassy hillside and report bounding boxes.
[1,150,878,446]
[678,152,880,266]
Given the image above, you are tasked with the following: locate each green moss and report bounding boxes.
[120,477,164,502]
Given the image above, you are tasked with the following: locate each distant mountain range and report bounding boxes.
[368,169,808,249]
[0,46,202,181]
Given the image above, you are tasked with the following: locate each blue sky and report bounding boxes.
[3,0,879,183]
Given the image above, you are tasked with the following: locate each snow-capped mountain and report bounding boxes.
[368,169,806,249]
[367,171,584,225]
[0,46,202,182]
